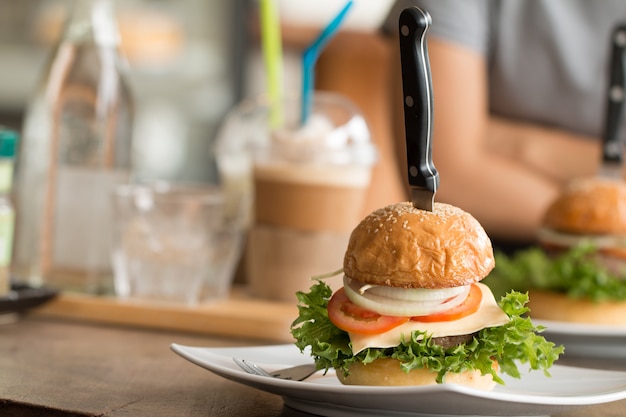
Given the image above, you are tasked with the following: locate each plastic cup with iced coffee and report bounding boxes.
[215,91,377,302]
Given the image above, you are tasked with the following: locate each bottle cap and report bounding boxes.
[0,128,19,158]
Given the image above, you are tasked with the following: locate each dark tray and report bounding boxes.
[0,282,58,315]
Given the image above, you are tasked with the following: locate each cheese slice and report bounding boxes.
[349,283,510,354]
[537,227,626,249]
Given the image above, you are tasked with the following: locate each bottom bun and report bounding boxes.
[528,289,626,325]
[337,358,496,391]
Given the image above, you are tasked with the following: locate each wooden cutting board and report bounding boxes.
[32,286,299,343]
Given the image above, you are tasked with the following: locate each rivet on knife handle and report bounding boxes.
[399,7,439,211]
[600,24,626,179]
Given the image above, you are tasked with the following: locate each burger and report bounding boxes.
[507,176,626,325]
[538,176,626,272]
[538,175,626,287]
[291,201,562,389]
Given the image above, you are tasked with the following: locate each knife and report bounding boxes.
[599,23,626,179]
[399,7,439,211]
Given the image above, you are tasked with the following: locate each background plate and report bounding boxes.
[535,319,626,362]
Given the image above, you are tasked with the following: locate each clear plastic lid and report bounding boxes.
[215,91,377,167]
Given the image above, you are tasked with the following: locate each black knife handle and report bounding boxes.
[602,24,626,164]
[399,7,439,193]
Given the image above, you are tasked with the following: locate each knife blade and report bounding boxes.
[399,7,439,211]
[599,23,626,179]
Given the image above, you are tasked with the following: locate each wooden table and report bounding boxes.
[2,314,626,417]
[0,315,293,417]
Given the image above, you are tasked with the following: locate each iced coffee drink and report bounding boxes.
[215,92,376,301]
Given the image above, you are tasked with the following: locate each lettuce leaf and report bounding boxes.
[483,243,626,302]
[291,281,563,384]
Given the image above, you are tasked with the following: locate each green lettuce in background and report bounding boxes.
[483,243,626,302]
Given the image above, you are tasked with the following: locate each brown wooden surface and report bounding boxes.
[31,286,298,343]
[0,315,304,417]
[2,314,626,417]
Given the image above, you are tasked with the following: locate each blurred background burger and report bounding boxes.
[486,177,626,325]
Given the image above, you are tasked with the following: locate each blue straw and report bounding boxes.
[301,0,354,125]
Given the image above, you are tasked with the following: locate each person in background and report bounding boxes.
[316,0,626,253]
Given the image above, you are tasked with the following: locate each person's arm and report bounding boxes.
[392,37,600,242]
[485,116,600,185]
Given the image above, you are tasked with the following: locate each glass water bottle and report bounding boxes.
[14,0,133,294]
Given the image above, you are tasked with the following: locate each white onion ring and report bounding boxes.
[343,276,470,317]
[366,283,466,302]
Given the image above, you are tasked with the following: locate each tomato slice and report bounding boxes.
[411,284,483,323]
[327,288,410,335]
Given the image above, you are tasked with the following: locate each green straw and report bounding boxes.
[260,0,284,128]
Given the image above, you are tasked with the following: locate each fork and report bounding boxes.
[233,358,318,381]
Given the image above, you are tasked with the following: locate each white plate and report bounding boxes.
[534,319,626,337]
[171,343,626,417]
[534,319,626,361]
